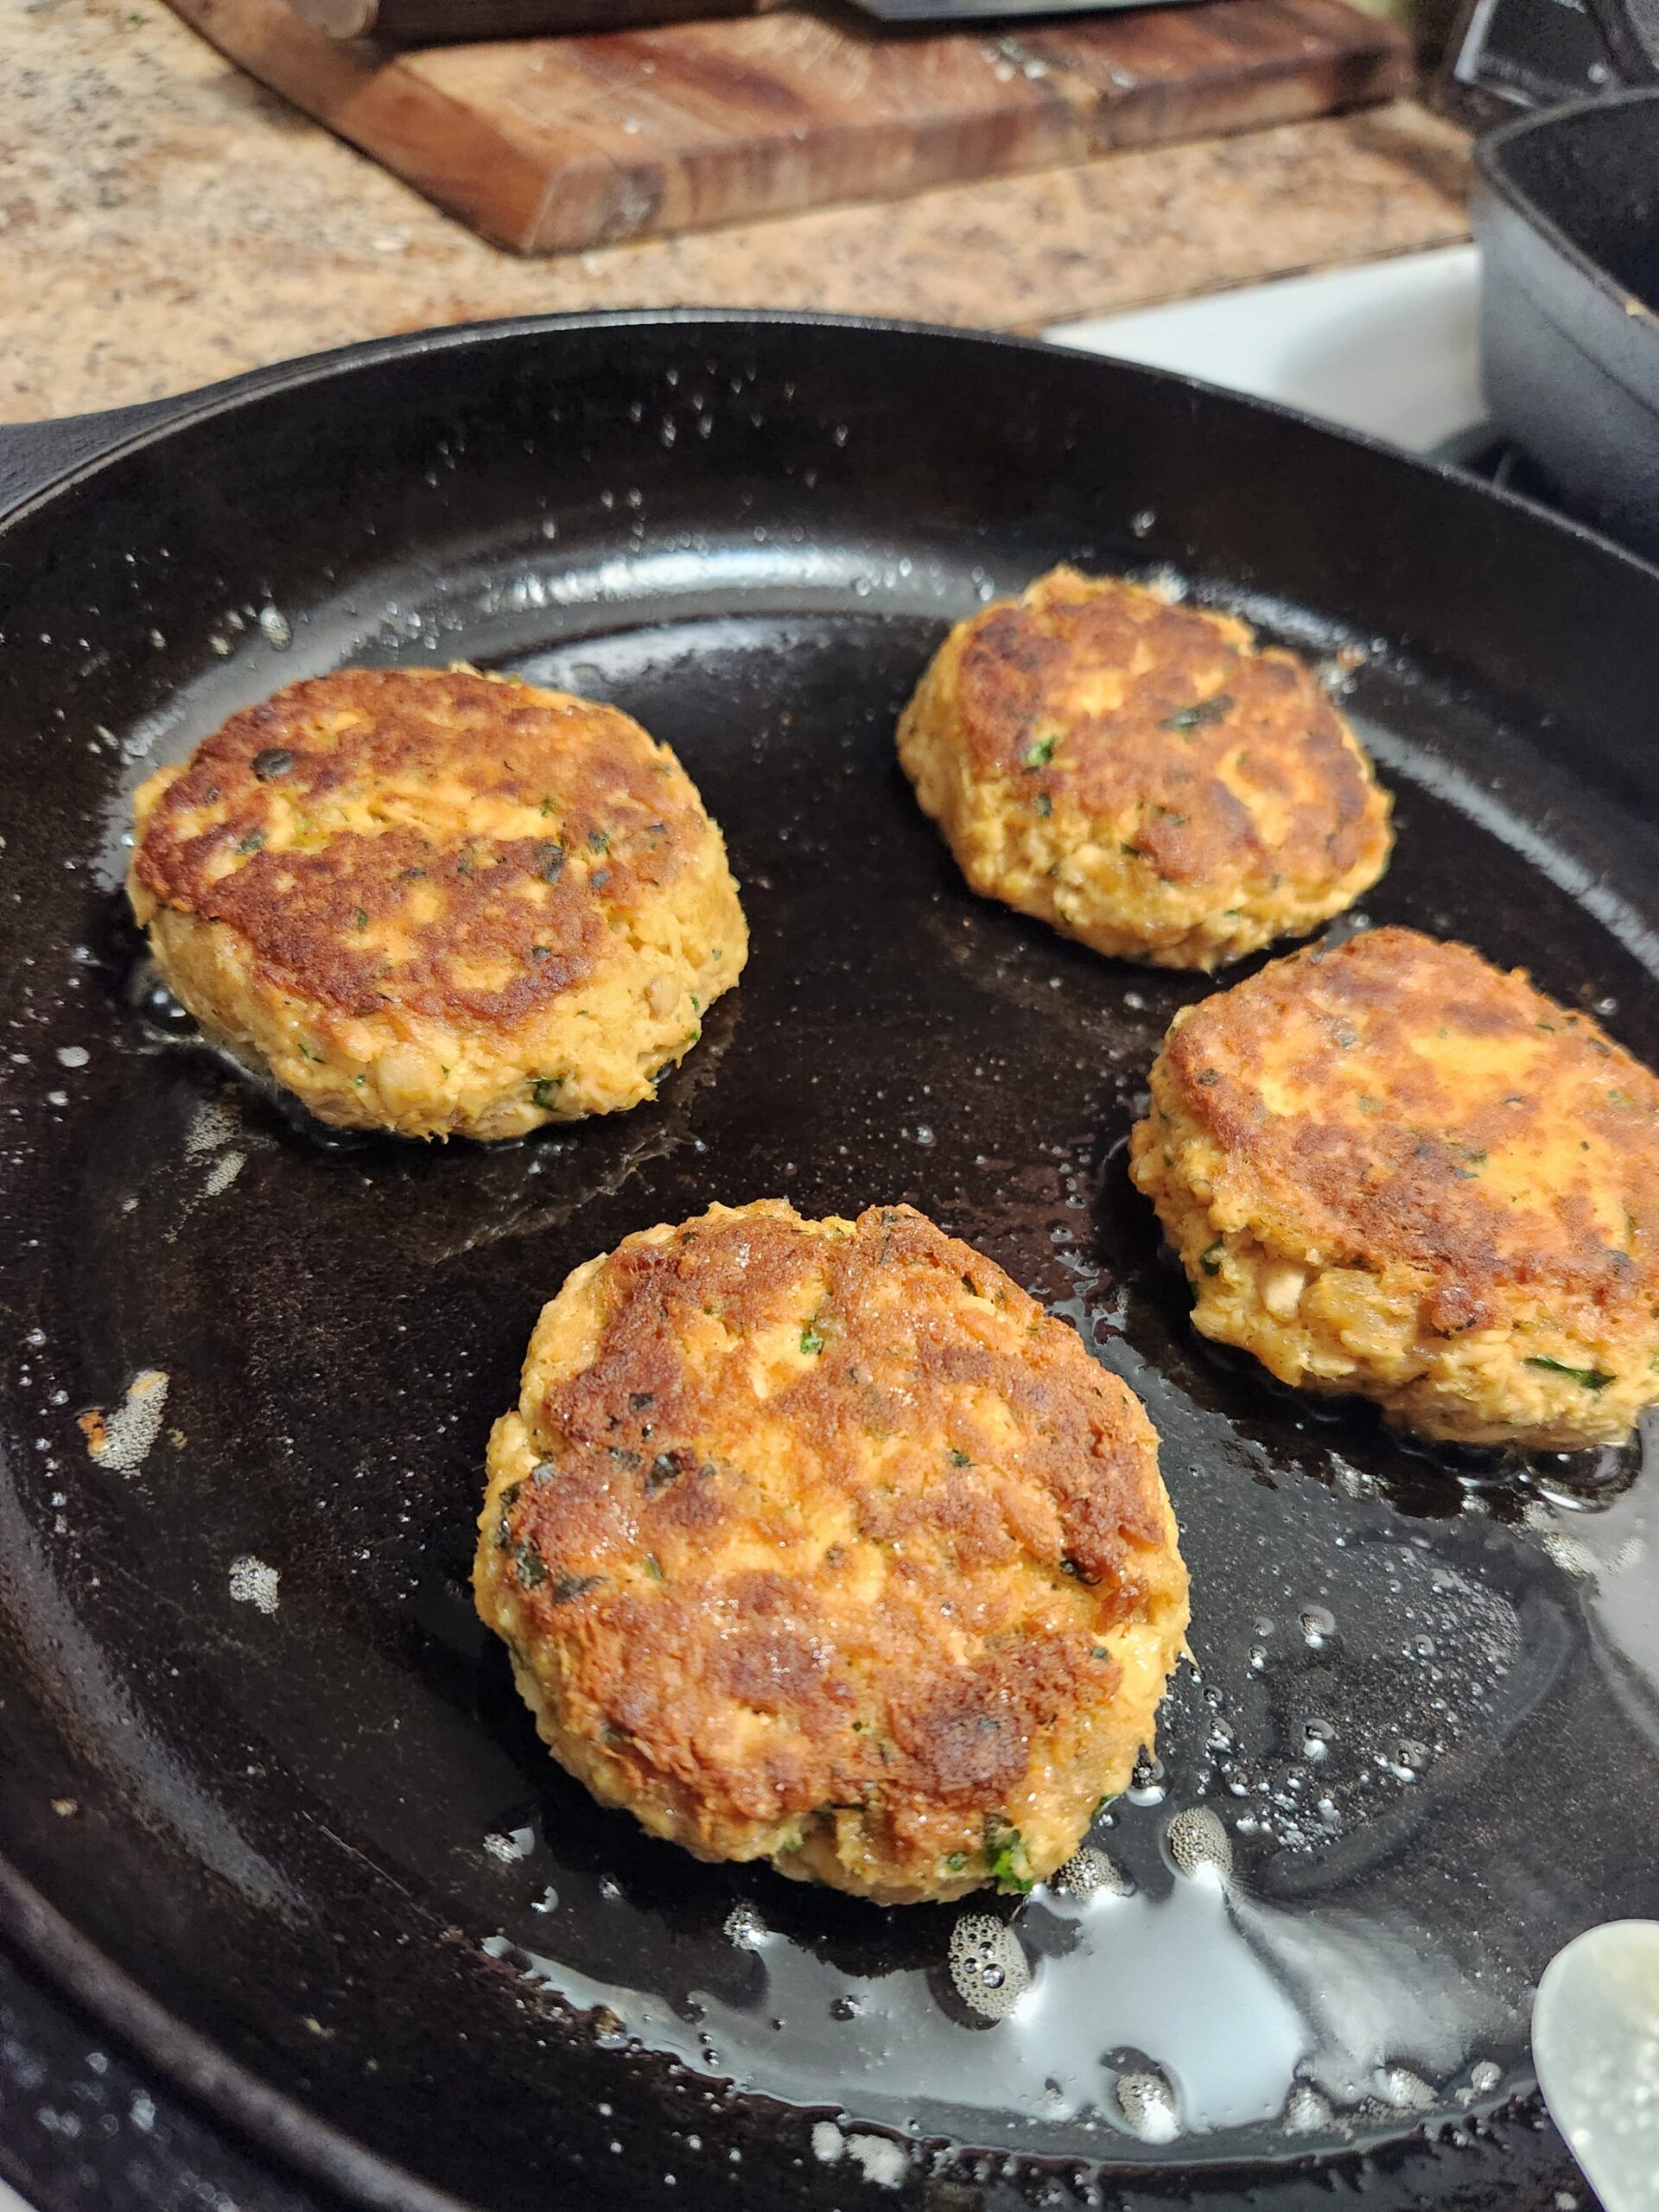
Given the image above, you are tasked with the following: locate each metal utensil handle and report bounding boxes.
[286,0,768,36]
[1580,0,1659,79]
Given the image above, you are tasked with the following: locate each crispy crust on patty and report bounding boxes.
[897,568,1393,970]
[1131,926,1659,1447]
[475,1201,1189,1904]
[128,668,747,1139]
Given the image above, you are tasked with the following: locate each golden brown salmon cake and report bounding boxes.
[897,567,1393,971]
[1131,926,1659,1449]
[475,1200,1189,1904]
[128,667,747,1141]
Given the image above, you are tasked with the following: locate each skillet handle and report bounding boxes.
[0,359,318,522]
[0,397,200,522]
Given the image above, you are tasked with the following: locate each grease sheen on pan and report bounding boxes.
[898,567,1394,970]
[128,666,747,1140]
[1131,926,1659,1449]
[475,1200,1190,1905]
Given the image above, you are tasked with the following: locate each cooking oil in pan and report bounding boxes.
[480,1739,1519,2157]
[486,1826,1316,2142]
[472,1357,1657,2168]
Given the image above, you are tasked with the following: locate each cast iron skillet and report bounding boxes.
[1473,86,1659,561]
[3,310,1658,2212]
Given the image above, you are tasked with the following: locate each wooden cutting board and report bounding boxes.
[169,0,1412,255]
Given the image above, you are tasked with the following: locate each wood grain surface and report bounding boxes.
[167,0,1412,253]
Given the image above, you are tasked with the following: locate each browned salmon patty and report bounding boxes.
[475,1199,1190,1904]
[129,666,747,1139]
[898,567,1393,970]
[1131,925,1659,1447]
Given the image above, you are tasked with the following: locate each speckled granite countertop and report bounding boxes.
[0,0,1474,424]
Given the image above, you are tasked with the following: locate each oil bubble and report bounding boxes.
[1165,1805,1232,1881]
[80,1367,169,1472]
[948,1914,1030,2020]
[845,2133,907,2188]
[723,1903,766,1947]
[1541,1529,1598,1579]
[1376,2064,1436,2111]
[1300,1605,1338,1649]
[1051,1846,1134,1899]
[1127,1751,1166,1806]
[227,1554,280,1615]
[1283,2081,1334,2134]
[1116,2066,1180,2144]
[483,1827,532,1863]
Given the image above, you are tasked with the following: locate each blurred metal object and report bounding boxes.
[1583,0,1659,78]
[286,0,1171,36]
[1471,87,1659,560]
[849,0,1164,13]
[1533,1922,1659,2212]
[1437,0,1625,121]
[285,0,768,36]
[288,0,373,28]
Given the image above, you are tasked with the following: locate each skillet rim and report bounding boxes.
[0,302,1656,588]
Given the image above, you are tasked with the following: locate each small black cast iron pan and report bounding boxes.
[3,311,1659,2212]
[1473,86,1659,559]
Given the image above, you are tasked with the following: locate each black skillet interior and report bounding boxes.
[3,313,1659,2212]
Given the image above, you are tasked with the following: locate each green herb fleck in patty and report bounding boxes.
[1524,1355,1614,1390]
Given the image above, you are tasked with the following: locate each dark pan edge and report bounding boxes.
[0,1858,474,2212]
[7,300,1659,588]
